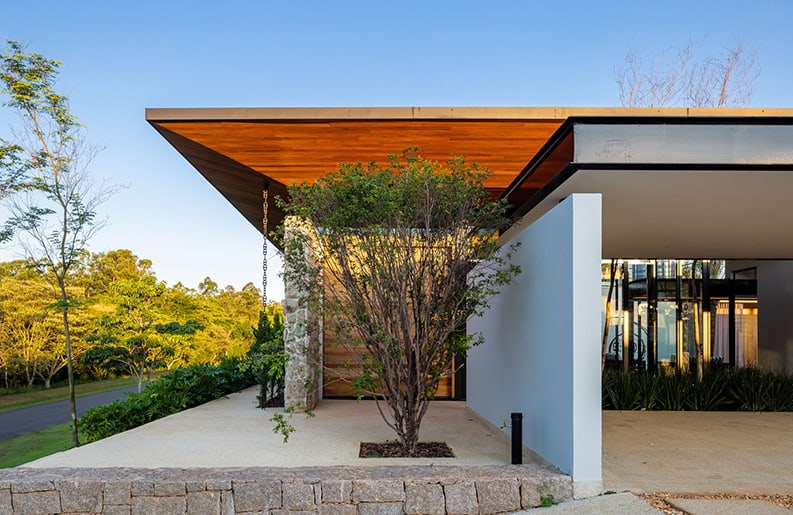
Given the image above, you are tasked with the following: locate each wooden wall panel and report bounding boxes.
[321,266,453,399]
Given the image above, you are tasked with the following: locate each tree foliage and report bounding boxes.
[0,250,266,395]
[280,149,520,455]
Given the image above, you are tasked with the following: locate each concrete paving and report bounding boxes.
[518,492,662,514]
[603,410,793,495]
[23,387,545,468]
[19,390,793,514]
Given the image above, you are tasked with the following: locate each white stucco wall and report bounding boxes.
[467,194,602,497]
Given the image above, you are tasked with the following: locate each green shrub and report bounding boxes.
[687,368,729,411]
[603,366,793,412]
[636,373,661,410]
[656,369,690,410]
[602,368,640,410]
[727,367,793,411]
[248,311,286,408]
[79,359,255,443]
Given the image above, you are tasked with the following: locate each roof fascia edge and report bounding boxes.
[145,106,793,122]
[144,106,578,122]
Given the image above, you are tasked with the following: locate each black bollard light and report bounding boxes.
[511,412,523,465]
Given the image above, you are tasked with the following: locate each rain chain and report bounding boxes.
[262,184,268,306]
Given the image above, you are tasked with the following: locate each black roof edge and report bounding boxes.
[509,161,793,222]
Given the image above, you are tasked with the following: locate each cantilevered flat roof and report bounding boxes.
[500,115,793,259]
[146,106,793,258]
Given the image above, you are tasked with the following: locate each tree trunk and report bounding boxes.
[58,280,80,448]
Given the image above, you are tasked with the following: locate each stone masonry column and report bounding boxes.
[283,217,321,410]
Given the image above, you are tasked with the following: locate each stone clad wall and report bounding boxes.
[0,466,572,514]
[283,217,322,410]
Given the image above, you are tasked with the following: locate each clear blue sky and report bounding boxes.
[2,0,791,300]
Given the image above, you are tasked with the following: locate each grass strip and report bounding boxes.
[0,376,144,413]
[0,423,75,468]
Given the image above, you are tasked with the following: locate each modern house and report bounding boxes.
[146,106,793,497]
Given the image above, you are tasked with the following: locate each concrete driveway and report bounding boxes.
[603,410,793,494]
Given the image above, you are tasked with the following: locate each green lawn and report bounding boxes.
[0,423,76,468]
[0,376,148,412]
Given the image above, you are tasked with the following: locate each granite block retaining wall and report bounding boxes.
[0,465,572,514]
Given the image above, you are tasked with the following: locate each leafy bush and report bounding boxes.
[79,358,255,442]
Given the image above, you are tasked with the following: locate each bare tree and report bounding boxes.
[617,40,759,108]
[1,41,116,446]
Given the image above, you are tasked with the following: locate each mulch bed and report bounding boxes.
[359,441,455,458]
[641,492,793,514]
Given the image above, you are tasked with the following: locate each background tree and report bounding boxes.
[0,250,263,390]
[281,150,520,455]
[1,40,116,446]
[81,249,154,298]
[85,276,169,392]
[616,40,759,108]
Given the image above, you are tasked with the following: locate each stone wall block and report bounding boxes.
[131,496,186,515]
[186,481,205,492]
[130,481,154,497]
[103,481,131,505]
[220,490,235,515]
[282,481,316,510]
[443,481,478,515]
[358,502,404,515]
[206,479,232,491]
[11,490,61,514]
[476,478,520,515]
[58,480,102,513]
[320,480,352,504]
[11,480,55,494]
[232,480,281,511]
[187,490,221,515]
[0,489,12,514]
[102,505,131,515]
[352,479,404,503]
[404,483,444,515]
[520,477,573,509]
[318,504,356,515]
[154,481,186,497]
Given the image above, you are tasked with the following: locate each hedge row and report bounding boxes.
[602,366,793,412]
[79,359,255,443]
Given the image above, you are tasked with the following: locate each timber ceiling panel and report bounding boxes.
[149,118,567,236]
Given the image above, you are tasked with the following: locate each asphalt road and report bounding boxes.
[0,386,138,442]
